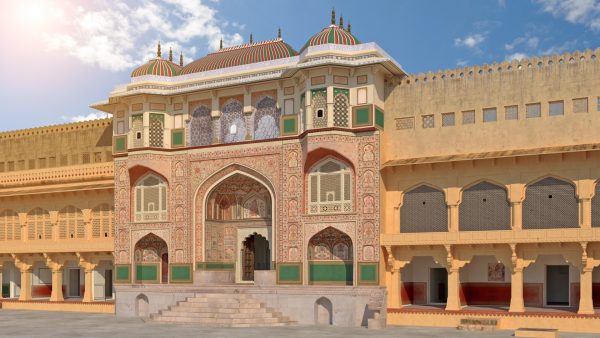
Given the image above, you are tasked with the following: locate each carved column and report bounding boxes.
[508,184,525,230]
[385,246,408,308]
[12,255,32,301]
[78,253,98,302]
[444,245,467,311]
[326,86,334,127]
[509,244,534,313]
[44,254,65,302]
[445,188,461,232]
[577,180,594,228]
[578,242,600,314]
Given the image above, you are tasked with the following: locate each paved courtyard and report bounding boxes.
[0,310,598,338]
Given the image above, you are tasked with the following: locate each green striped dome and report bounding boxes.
[131,58,182,77]
[302,25,360,52]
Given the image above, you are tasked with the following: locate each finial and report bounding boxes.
[339,15,344,28]
[347,22,351,33]
[278,27,281,39]
[331,8,335,25]
[179,52,183,67]
[250,32,253,44]
[169,47,173,62]
[219,37,223,49]
[157,41,161,58]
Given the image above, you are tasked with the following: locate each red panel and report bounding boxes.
[593,283,600,307]
[571,283,580,307]
[411,282,427,304]
[460,283,511,306]
[459,283,466,306]
[400,282,410,305]
[524,283,543,307]
[31,285,52,298]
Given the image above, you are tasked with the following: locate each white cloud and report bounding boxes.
[505,52,528,61]
[535,0,600,31]
[43,0,244,72]
[504,36,539,51]
[540,39,579,55]
[456,59,469,67]
[62,112,109,122]
[454,34,486,48]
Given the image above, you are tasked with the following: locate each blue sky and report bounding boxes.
[0,0,598,131]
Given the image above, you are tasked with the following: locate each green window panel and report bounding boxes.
[149,113,165,122]
[355,107,371,126]
[171,130,185,147]
[277,263,302,284]
[136,264,158,282]
[114,136,127,152]
[311,88,327,96]
[2,284,9,297]
[283,117,297,134]
[333,88,349,96]
[170,264,192,283]
[115,265,131,283]
[309,262,353,284]
[375,108,384,129]
[196,262,235,270]
[358,263,378,284]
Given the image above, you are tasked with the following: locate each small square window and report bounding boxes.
[573,98,588,113]
[526,103,541,118]
[505,106,518,120]
[483,108,497,122]
[29,159,36,169]
[17,160,25,170]
[549,101,564,116]
[317,109,324,118]
[136,132,142,140]
[442,113,455,127]
[422,115,435,128]
[357,87,368,105]
[38,158,46,169]
[462,110,475,124]
[7,161,14,172]
[395,117,414,130]
[82,153,90,164]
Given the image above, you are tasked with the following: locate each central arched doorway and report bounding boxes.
[204,173,273,283]
[134,233,168,284]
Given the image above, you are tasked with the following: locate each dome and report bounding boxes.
[180,38,298,75]
[131,58,182,77]
[302,24,360,52]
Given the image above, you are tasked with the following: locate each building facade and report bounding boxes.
[0,119,114,312]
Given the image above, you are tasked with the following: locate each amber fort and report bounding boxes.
[1,9,600,333]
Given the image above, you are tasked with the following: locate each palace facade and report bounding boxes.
[1,9,600,331]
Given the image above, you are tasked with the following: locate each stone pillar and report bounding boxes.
[445,267,461,311]
[49,211,59,240]
[445,188,461,232]
[13,255,32,301]
[388,268,402,308]
[18,213,28,241]
[509,266,525,312]
[78,254,98,303]
[305,89,313,129]
[578,266,594,314]
[45,254,65,302]
[508,184,525,230]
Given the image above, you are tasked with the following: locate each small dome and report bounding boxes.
[131,58,182,77]
[302,24,360,52]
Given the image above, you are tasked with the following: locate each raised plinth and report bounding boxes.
[193,270,235,285]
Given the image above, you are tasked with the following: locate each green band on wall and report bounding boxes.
[309,262,353,285]
[277,263,302,284]
[170,264,192,283]
[115,264,131,283]
[358,262,379,285]
[135,263,159,283]
[196,262,235,271]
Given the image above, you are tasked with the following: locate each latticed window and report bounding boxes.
[131,114,144,148]
[422,115,434,128]
[591,181,600,227]
[311,88,327,128]
[0,210,20,240]
[483,108,497,122]
[220,99,245,143]
[400,185,448,233]
[92,204,114,238]
[442,113,455,127]
[572,98,588,113]
[254,96,280,140]
[27,208,52,240]
[135,175,168,222]
[333,88,349,127]
[505,106,518,120]
[308,160,352,214]
[526,103,541,118]
[462,110,475,124]
[459,182,510,231]
[58,206,85,239]
[523,177,578,229]
[549,101,564,116]
[188,105,213,146]
[149,114,164,147]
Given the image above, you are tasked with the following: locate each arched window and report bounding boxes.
[58,206,85,239]
[27,208,52,240]
[0,209,19,241]
[188,105,212,146]
[135,175,168,222]
[92,204,114,238]
[220,99,245,143]
[308,159,352,214]
[459,181,510,231]
[400,185,447,233]
[523,177,578,229]
[254,96,280,140]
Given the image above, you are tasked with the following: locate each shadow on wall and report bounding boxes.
[135,293,149,317]
[315,297,333,325]
[96,124,113,147]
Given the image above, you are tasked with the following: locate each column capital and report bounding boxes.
[11,254,32,272]
[43,253,66,272]
[77,252,99,271]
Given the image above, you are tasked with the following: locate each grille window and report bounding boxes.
[400,185,448,233]
[549,101,564,116]
[505,106,518,120]
[58,206,85,239]
[442,113,455,127]
[422,115,435,128]
[0,209,20,240]
[27,208,52,240]
[135,174,168,222]
[462,110,475,124]
[308,159,352,214]
[526,103,541,118]
[523,177,578,229]
[573,98,588,113]
[483,108,497,122]
[459,181,510,231]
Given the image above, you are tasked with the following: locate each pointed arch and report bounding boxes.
[459,180,510,231]
[0,209,19,240]
[58,205,84,239]
[400,184,448,233]
[134,173,168,223]
[27,207,52,240]
[254,95,280,140]
[220,98,245,143]
[307,157,353,214]
[523,176,578,229]
[307,227,353,285]
[188,104,212,146]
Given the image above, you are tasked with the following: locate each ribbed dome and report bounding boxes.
[131,58,182,77]
[180,39,298,75]
[302,25,360,52]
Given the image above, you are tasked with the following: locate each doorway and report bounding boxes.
[546,265,569,306]
[68,269,81,297]
[161,253,169,284]
[241,234,270,281]
[105,270,113,299]
[430,268,448,304]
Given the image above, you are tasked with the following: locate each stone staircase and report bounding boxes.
[149,293,294,327]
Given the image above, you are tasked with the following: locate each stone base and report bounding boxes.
[115,284,386,327]
[254,270,276,286]
[193,270,235,285]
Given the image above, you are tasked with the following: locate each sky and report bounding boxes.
[0,0,599,132]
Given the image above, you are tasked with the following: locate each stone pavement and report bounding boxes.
[0,310,598,338]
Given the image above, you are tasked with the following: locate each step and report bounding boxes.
[176,301,263,309]
[150,316,285,325]
[168,306,268,314]
[159,311,278,319]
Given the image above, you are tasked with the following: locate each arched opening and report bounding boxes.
[400,185,448,233]
[92,203,114,238]
[204,173,273,282]
[459,181,510,231]
[134,174,168,223]
[27,208,52,240]
[188,104,213,146]
[0,209,20,240]
[308,227,353,285]
[220,98,245,143]
[315,297,333,325]
[241,233,270,281]
[523,177,578,229]
[254,95,280,140]
[307,158,353,214]
[134,233,168,284]
[135,293,149,317]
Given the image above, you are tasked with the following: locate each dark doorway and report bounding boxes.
[430,268,448,304]
[105,270,113,299]
[241,234,270,281]
[546,265,569,306]
[68,269,81,297]
[161,253,169,284]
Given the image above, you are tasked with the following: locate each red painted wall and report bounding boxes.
[460,283,511,306]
